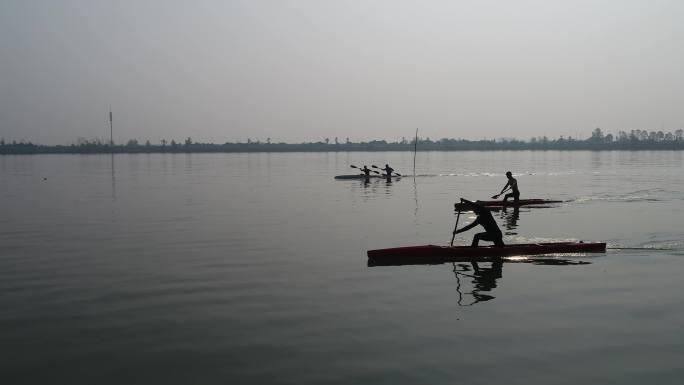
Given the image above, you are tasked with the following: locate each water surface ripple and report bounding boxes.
[1,151,684,384]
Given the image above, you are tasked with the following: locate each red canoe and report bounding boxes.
[367,242,606,264]
[454,199,562,210]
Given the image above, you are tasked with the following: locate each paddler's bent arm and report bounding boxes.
[454,220,478,234]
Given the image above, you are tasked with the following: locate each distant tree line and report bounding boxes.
[2,128,683,155]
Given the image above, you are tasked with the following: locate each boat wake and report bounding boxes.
[409,170,584,178]
[633,239,684,251]
[572,188,673,203]
[430,170,582,178]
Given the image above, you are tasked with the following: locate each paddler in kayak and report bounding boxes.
[360,165,373,178]
[496,171,520,202]
[381,164,394,178]
[453,198,505,247]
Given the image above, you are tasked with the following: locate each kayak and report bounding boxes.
[334,174,399,180]
[454,199,562,210]
[367,241,606,266]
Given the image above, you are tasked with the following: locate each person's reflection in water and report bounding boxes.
[451,257,590,306]
[381,176,394,196]
[452,259,503,305]
[471,259,503,292]
[500,207,520,235]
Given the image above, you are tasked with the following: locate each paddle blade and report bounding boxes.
[372,165,379,168]
[350,165,358,169]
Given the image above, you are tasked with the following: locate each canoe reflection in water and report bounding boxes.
[367,240,603,305]
[368,255,591,306]
[451,257,591,306]
[362,175,398,186]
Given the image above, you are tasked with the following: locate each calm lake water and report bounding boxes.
[2,151,684,384]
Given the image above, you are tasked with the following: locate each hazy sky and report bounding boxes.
[1,0,683,144]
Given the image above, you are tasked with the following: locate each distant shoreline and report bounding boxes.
[2,145,684,155]
[2,128,683,154]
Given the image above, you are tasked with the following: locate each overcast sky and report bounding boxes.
[1,0,683,144]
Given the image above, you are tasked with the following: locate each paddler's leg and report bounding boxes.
[473,232,503,247]
[472,232,489,247]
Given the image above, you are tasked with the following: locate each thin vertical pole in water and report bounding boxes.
[413,128,418,176]
[109,107,114,152]
[412,128,419,217]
